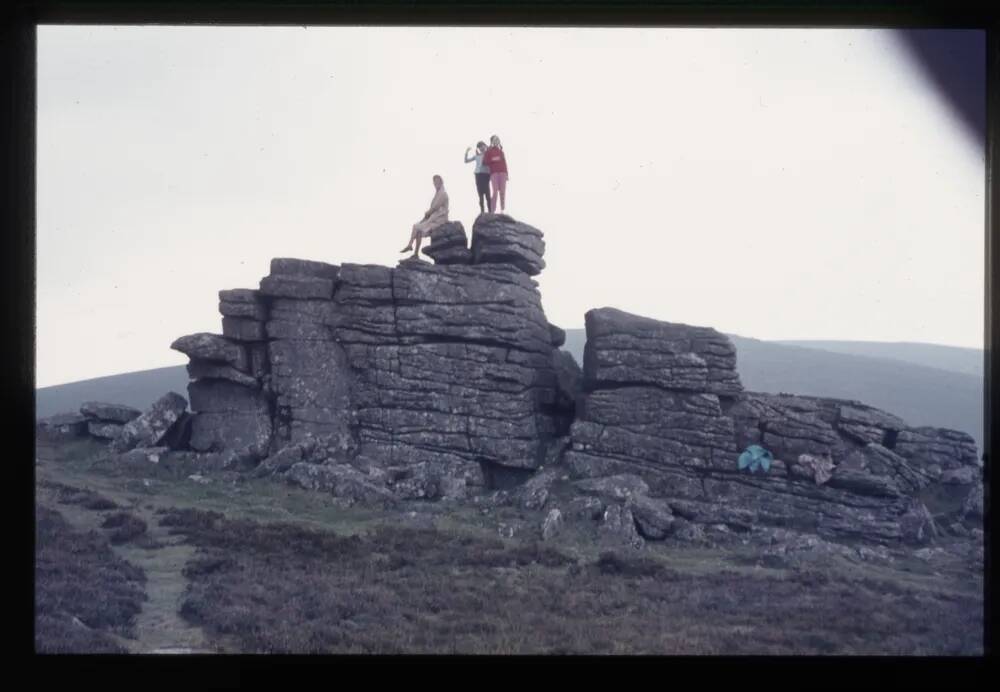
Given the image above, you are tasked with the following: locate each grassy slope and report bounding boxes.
[33,436,983,655]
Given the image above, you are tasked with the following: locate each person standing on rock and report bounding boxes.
[483,135,509,214]
[400,174,449,258]
[464,141,491,215]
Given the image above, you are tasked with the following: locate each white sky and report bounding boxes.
[36,26,985,387]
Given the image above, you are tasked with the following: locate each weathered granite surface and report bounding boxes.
[566,307,981,545]
[162,218,980,550]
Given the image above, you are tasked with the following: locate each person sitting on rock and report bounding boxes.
[483,135,509,214]
[401,174,449,258]
[464,141,491,215]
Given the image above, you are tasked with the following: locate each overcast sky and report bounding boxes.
[36,26,985,387]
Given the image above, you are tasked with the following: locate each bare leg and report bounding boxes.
[413,230,424,257]
[401,225,418,252]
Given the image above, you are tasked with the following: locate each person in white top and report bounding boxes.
[400,175,449,259]
[464,141,491,215]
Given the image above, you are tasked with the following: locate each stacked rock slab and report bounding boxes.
[170,215,568,487]
[470,214,546,276]
[80,401,142,440]
[566,307,980,545]
[172,307,272,458]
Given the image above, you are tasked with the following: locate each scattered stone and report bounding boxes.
[87,421,124,440]
[791,453,835,486]
[541,508,563,541]
[599,504,644,549]
[962,482,984,521]
[188,474,211,485]
[516,467,559,510]
[111,393,188,453]
[671,518,707,544]
[856,544,892,563]
[38,412,89,437]
[627,495,675,540]
[900,500,938,546]
[285,462,395,506]
[914,547,943,562]
[119,446,170,464]
[564,496,605,521]
[573,474,650,502]
[80,402,142,423]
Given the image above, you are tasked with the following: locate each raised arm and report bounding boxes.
[464,147,476,163]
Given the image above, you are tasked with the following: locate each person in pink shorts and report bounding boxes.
[482,135,509,214]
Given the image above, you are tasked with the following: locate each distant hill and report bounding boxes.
[775,340,983,378]
[563,329,982,451]
[36,365,190,421]
[36,334,983,453]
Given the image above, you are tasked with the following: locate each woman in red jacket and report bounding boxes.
[483,135,509,214]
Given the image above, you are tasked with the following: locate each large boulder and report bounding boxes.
[285,462,395,506]
[87,421,124,440]
[80,402,142,424]
[470,214,546,276]
[581,307,743,396]
[111,392,188,453]
[421,221,472,265]
[627,495,675,540]
[38,412,89,437]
